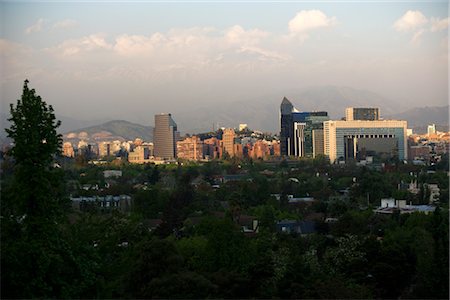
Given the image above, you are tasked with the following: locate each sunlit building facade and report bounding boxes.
[324,120,408,163]
[154,113,178,160]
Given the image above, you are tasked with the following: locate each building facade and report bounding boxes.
[324,120,408,163]
[345,107,380,121]
[222,128,236,157]
[128,143,154,164]
[62,142,75,157]
[153,113,178,160]
[177,136,204,160]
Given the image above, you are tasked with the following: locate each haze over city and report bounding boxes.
[1,1,448,132]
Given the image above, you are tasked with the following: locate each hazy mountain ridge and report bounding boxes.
[386,106,449,127]
[176,86,404,133]
[2,87,447,142]
[63,120,153,142]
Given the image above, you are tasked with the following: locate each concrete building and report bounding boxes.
[62,142,75,157]
[312,129,325,157]
[128,143,154,164]
[272,140,281,156]
[222,128,236,157]
[239,123,248,131]
[98,141,111,157]
[324,119,408,163]
[427,124,436,135]
[345,107,380,121]
[153,113,178,160]
[177,136,204,160]
[203,137,221,159]
[249,140,271,159]
[408,145,431,160]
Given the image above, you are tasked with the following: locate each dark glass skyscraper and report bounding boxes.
[280,97,329,157]
[280,97,294,156]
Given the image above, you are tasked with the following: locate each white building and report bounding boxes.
[324,120,408,163]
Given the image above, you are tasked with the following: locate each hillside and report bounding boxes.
[63,120,153,142]
[386,106,449,128]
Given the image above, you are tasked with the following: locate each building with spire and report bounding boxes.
[280,97,329,157]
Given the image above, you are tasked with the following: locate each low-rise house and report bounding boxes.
[103,170,122,178]
[71,195,132,212]
[276,220,317,235]
[374,198,436,215]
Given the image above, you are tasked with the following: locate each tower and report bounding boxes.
[153,113,178,159]
[222,128,236,157]
[280,97,294,156]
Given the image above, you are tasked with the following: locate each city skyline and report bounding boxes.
[1,1,448,130]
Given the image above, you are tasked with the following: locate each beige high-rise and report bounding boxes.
[153,113,178,159]
[222,128,235,157]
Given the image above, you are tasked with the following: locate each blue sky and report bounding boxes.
[1,1,448,125]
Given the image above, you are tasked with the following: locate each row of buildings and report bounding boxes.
[280,97,409,163]
[62,98,448,164]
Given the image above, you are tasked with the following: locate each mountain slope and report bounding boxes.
[386,106,449,127]
[176,86,404,133]
[64,120,153,142]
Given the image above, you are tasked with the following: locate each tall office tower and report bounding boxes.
[280,97,294,156]
[280,97,328,157]
[222,128,236,157]
[153,113,178,159]
[345,107,380,121]
[324,119,408,163]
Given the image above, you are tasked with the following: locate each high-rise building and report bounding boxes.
[154,113,178,159]
[177,136,203,160]
[203,137,221,159]
[312,129,325,157]
[98,141,111,157]
[62,142,75,157]
[222,128,236,157]
[280,97,329,157]
[280,97,294,156]
[427,124,436,135]
[345,107,380,121]
[324,119,408,163]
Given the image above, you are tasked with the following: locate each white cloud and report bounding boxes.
[237,46,289,62]
[225,25,269,46]
[411,29,425,44]
[0,39,30,56]
[53,19,78,30]
[50,34,112,57]
[113,35,153,56]
[430,17,449,32]
[288,10,337,34]
[394,10,428,32]
[25,18,46,34]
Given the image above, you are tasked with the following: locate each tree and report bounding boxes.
[1,80,76,298]
[4,79,66,225]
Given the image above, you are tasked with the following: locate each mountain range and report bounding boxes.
[1,86,447,143]
[63,120,153,143]
[174,86,405,133]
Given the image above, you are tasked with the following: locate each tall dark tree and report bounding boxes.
[1,80,82,298]
[4,79,66,226]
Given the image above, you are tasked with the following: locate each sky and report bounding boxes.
[1,0,448,127]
